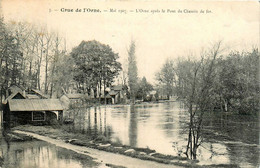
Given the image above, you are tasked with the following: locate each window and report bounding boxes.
[32,111,45,121]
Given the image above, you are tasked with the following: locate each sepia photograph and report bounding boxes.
[0,0,259,167]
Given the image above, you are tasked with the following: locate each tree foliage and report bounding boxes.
[71,40,122,99]
[0,17,123,102]
[136,77,153,100]
[127,40,138,103]
[0,18,24,102]
[171,43,259,159]
[217,49,259,114]
[0,18,71,101]
[155,59,176,99]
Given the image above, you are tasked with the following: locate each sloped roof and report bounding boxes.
[8,85,23,93]
[112,85,123,91]
[8,99,63,111]
[109,90,119,96]
[66,94,85,99]
[26,94,40,99]
[31,89,49,99]
[100,94,112,98]
[3,91,26,104]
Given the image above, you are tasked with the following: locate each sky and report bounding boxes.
[1,0,259,84]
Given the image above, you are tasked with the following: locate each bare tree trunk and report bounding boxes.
[104,80,106,105]
[45,51,48,93]
[44,34,52,94]
[99,80,102,103]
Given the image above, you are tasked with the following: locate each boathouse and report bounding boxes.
[3,99,63,128]
[59,93,85,109]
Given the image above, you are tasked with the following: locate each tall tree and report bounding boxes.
[0,18,24,102]
[49,34,64,97]
[127,40,138,104]
[156,59,176,99]
[176,42,222,160]
[71,40,121,101]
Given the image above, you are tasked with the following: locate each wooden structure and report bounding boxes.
[6,85,24,96]
[100,94,112,104]
[60,93,85,109]
[2,91,26,104]
[108,85,126,104]
[3,99,63,128]
[27,89,49,99]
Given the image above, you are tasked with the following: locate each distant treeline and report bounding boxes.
[156,46,259,115]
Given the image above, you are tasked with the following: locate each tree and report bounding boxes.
[156,59,176,99]
[49,34,65,97]
[217,49,259,115]
[51,54,74,97]
[136,77,153,101]
[174,42,222,160]
[0,18,25,102]
[127,40,138,104]
[71,40,121,101]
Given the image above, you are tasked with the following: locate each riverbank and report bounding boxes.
[11,125,238,168]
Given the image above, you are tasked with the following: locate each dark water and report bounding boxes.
[0,131,101,168]
[67,101,260,167]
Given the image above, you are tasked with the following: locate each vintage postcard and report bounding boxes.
[0,0,259,168]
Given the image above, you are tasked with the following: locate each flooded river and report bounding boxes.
[0,133,101,168]
[68,101,259,167]
[0,101,259,168]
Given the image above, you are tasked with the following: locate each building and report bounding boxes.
[3,99,63,128]
[100,94,112,104]
[59,93,85,109]
[6,85,24,96]
[27,89,49,99]
[2,87,64,128]
[2,91,26,105]
[108,85,127,104]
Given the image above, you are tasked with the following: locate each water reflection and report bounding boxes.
[129,105,137,147]
[0,136,100,168]
[66,102,259,167]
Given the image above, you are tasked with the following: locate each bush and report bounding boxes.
[49,118,61,129]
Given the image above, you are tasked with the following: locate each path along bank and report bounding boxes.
[11,125,238,168]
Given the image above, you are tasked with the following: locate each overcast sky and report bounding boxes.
[1,0,259,84]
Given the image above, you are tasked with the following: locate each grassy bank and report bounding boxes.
[12,125,238,168]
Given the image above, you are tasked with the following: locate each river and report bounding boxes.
[0,101,259,168]
[0,131,103,168]
[67,101,259,167]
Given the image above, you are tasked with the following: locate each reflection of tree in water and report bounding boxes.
[99,106,102,133]
[104,126,113,140]
[1,139,99,168]
[87,108,92,135]
[79,108,85,134]
[203,112,259,144]
[103,107,112,139]
[94,106,97,137]
[191,111,260,166]
[82,106,113,140]
[158,103,176,136]
[163,111,174,134]
[0,130,6,167]
[129,105,137,147]
[138,106,151,123]
[226,143,259,167]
